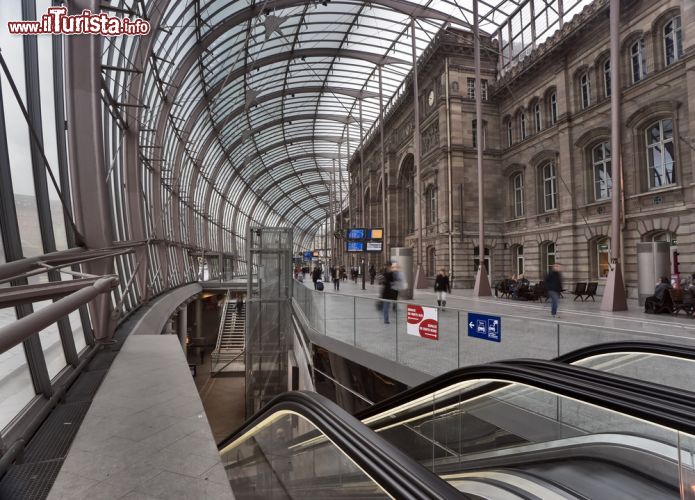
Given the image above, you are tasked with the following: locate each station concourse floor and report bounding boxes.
[300,274,695,367]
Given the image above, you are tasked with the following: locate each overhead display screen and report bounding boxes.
[367,228,383,240]
[346,241,365,252]
[366,241,383,252]
[346,228,365,240]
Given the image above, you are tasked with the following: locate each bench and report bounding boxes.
[584,282,598,302]
[572,282,587,301]
[672,289,695,317]
[645,290,674,314]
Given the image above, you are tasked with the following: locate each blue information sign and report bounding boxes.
[303,251,313,261]
[346,228,365,240]
[467,312,501,342]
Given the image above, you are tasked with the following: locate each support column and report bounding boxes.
[445,57,454,281]
[178,305,188,348]
[411,19,426,289]
[379,65,388,257]
[65,0,117,338]
[359,99,365,229]
[600,0,627,311]
[473,0,492,296]
[195,296,203,338]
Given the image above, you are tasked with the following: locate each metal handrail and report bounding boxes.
[0,276,119,356]
[213,289,231,355]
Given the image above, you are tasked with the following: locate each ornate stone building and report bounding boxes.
[346,0,695,295]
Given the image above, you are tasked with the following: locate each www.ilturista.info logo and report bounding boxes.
[7,7,150,36]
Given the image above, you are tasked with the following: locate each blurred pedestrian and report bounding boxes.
[434,269,451,308]
[544,264,563,318]
[380,262,396,324]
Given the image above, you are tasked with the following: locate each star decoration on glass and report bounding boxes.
[244,89,259,110]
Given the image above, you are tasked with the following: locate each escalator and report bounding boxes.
[219,342,695,498]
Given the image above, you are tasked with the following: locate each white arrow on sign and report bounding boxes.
[469,322,475,329]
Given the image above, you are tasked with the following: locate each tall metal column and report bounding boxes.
[411,19,426,288]
[359,99,365,229]
[338,139,344,265]
[600,0,627,311]
[65,0,117,338]
[445,57,454,281]
[347,122,352,229]
[379,65,388,259]
[195,296,203,338]
[472,0,492,296]
[330,159,336,267]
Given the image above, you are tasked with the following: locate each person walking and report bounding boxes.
[312,266,321,290]
[331,266,340,291]
[369,265,376,285]
[380,262,396,324]
[544,264,563,318]
[434,269,451,308]
[235,295,243,315]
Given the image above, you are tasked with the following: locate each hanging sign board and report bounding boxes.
[406,305,439,340]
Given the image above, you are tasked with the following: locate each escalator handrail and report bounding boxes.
[356,340,695,421]
[355,361,695,436]
[217,391,461,500]
[555,340,695,364]
[503,357,695,408]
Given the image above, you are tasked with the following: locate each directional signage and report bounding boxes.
[467,312,501,342]
[303,251,313,261]
[406,305,438,341]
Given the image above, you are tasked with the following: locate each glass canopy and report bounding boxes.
[101,0,593,250]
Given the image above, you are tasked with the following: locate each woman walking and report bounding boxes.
[434,269,451,308]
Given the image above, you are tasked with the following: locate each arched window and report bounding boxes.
[631,39,647,83]
[427,246,437,276]
[664,15,683,66]
[425,185,437,226]
[592,142,612,201]
[549,92,558,124]
[512,245,524,276]
[533,102,542,133]
[506,119,513,146]
[603,59,611,98]
[511,173,524,218]
[646,119,675,188]
[542,162,558,212]
[580,72,591,109]
[541,241,556,274]
[520,112,527,140]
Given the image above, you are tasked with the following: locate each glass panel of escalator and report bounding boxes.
[219,412,389,499]
[571,352,695,392]
[365,380,683,498]
[679,431,695,500]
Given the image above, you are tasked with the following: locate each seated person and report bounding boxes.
[644,277,672,313]
[514,274,530,299]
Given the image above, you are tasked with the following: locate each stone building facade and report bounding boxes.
[346,0,695,296]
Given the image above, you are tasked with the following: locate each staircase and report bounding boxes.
[211,292,245,374]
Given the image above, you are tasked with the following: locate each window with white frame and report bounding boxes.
[646,119,675,189]
[507,119,513,146]
[580,72,591,109]
[425,185,437,226]
[513,245,524,276]
[592,142,612,200]
[603,59,611,98]
[542,162,558,211]
[512,173,524,218]
[520,112,527,140]
[467,78,488,100]
[664,15,683,66]
[631,39,647,83]
[550,92,558,124]
[534,102,541,133]
[541,242,556,274]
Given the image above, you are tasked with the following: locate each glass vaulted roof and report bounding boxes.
[102,0,593,248]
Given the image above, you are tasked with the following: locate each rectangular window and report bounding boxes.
[631,39,647,83]
[592,143,612,200]
[580,73,591,109]
[646,119,676,189]
[543,162,558,211]
[597,241,610,278]
[513,174,524,218]
[514,246,524,275]
[603,60,611,98]
[534,103,542,133]
[520,113,527,140]
[664,16,683,66]
[550,93,558,124]
[507,120,513,146]
[467,78,488,100]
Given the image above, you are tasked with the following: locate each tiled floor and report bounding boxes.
[48,336,234,500]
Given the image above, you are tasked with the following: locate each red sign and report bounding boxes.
[406,304,438,341]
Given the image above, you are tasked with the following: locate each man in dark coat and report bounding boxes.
[544,264,563,317]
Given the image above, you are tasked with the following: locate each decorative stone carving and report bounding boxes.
[422,121,440,155]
